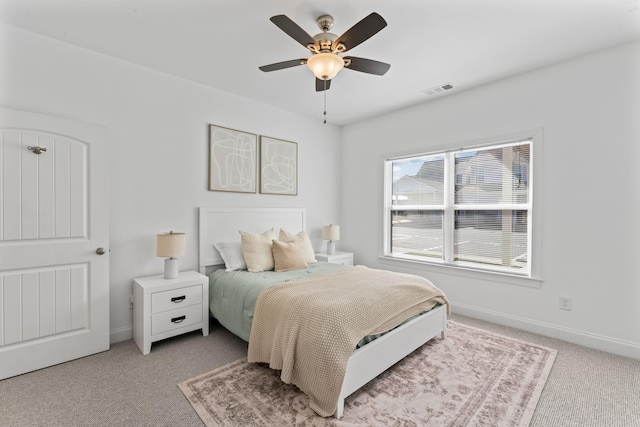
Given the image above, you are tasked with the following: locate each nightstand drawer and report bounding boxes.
[151,285,202,314]
[330,256,352,266]
[151,304,203,335]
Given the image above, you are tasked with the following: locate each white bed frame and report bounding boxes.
[198,206,447,418]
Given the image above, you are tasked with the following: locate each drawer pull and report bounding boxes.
[171,296,186,303]
[171,315,186,324]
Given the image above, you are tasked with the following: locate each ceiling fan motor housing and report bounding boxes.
[311,14,345,53]
[312,32,339,52]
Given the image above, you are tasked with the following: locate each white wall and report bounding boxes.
[0,24,343,342]
[342,40,640,359]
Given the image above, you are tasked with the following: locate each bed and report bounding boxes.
[199,206,449,418]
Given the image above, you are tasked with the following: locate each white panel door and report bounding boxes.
[0,108,109,379]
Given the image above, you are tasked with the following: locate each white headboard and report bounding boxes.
[199,207,306,273]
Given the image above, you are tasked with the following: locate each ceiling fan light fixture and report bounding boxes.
[307,52,344,80]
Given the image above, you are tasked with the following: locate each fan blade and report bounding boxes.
[344,56,390,75]
[259,59,306,72]
[315,78,332,92]
[332,12,387,52]
[270,15,317,49]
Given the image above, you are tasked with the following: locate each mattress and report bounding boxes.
[208,262,348,342]
[209,262,441,349]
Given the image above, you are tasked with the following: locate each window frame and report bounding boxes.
[382,129,543,286]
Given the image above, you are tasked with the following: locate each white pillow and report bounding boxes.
[213,240,246,271]
[239,228,276,272]
[279,229,317,263]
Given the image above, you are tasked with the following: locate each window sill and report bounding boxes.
[378,255,543,289]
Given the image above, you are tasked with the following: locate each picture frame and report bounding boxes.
[259,136,298,195]
[208,125,257,193]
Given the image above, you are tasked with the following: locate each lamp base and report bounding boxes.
[327,241,336,255]
[164,258,179,279]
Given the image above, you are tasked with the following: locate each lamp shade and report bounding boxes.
[322,224,340,241]
[307,53,344,80]
[156,232,185,258]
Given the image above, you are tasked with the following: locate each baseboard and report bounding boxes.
[110,325,133,344]
[452,303,640,360]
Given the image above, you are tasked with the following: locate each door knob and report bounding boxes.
[96,247,106,255]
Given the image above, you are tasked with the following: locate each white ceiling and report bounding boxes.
[1,0,639,125]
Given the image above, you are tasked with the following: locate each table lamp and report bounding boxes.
[157,231,185,279]
[322,224,340,255]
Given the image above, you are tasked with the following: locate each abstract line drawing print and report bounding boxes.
[209,125,256,193]
[260,137,298,195]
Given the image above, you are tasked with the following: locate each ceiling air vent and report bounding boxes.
[422,83,454,97]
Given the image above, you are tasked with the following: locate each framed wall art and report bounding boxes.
[259,136,298,195]
[209,125,256,193]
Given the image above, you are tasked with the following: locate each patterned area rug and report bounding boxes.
[178,321,556,426]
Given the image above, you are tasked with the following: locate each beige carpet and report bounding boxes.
[179,321,557,426]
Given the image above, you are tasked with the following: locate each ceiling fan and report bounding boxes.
[259,12,391,92]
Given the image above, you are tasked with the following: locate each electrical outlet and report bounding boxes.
[559,296,572,311]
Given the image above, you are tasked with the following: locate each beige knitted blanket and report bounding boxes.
[247,265,449,417]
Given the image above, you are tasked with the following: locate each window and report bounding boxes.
[384,138,533,276]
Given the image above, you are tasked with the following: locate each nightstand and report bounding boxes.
[133,270,209,355]
[315,251,354,266]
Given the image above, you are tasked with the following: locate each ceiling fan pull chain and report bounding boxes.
[323,79,327,124]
